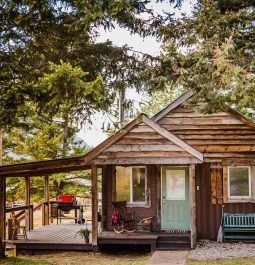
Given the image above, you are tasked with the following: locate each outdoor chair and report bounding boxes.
[112,201,136,233]
[11,212,27,243]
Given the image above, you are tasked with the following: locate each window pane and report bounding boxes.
[229,167,249,197]
[166,170,185,200]
[116,166,130,201]
[132,167,146,202]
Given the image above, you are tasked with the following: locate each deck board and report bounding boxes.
[6,224,89,245]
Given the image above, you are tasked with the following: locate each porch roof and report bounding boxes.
[0,155,90,177]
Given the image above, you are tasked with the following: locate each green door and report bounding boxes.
[161,167,190,230]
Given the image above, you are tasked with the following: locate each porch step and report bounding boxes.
[156,235,191,250]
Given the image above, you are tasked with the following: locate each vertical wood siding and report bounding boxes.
[196,163,255,240]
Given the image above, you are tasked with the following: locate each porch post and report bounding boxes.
[91,165,98,250]
[44,175,49,225]
[25,176,31,231]
[0,177,6,259]
[101,166,107,231]
[189,164,197,249]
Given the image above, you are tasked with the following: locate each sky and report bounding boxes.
[78,1,195,147]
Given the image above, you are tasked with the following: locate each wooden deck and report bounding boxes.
[5,224,94,253]
[98,231,191,251]
[4,224,191,254]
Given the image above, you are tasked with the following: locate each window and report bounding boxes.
[116,166,147,205]
[228,166,251,200]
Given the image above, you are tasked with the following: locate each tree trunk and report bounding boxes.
[0,128,5,259]
[62,114,69,156]
[0,128,2,165]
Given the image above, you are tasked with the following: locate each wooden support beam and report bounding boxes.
[0,177,6,259]
[44,176,49,225]
[189,164,197,249]
[91,165,98,250]
[101,166,107,231]
[24,176,31,231]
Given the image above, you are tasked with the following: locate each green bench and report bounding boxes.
[223,213,255,240]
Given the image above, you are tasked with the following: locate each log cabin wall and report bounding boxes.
[102,164,160,231]
[196,163,255,240]
[157,103,255,162]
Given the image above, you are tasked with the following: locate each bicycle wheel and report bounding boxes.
[113,222,125,233]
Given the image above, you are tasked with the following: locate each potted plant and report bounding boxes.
[76,228,91,244]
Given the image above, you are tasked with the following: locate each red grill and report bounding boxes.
[58,195,76,204]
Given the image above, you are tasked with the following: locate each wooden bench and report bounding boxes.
[223,213,255,240]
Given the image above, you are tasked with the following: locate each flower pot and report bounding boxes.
[84,236,89,244]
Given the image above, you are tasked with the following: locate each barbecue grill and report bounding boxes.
[57,195,77,211]
[50,195,85,224]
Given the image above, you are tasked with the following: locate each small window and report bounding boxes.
[116,166,147,205]
[228,166,251,200]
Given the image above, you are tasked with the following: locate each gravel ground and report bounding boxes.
[189,241,255,260]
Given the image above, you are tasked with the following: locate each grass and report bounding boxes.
[186,258,255,265]
[0,251,149,265]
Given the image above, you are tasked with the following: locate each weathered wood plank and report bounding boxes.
[44,176,49,226]
[25,176,31,231]
[195,145,255,152]
[189,164,197,249]
[204,153,255,158]
[132,126,156,133]
[222,158,255,166]
[159,117,244,125]
[0,156,91,177]
[99,151,192,159]
[123,134,166,140]
[105,144,183,152]
[90,157,203,165]
[186,140,255,145]
[179,134,255,140]
[161,125,251,131]
[223,166,228,203]
[115,138,171,145]
[92,165,98,248]
[165,112,230,118]
[156,166,161,232]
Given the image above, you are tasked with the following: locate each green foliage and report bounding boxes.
[150,0,255,116]
[141,88,183,117]
[3,106,91,203]
[75,228,91,242]
[0,0,176,127]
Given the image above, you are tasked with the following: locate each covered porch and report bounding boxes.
[0,156,100,254]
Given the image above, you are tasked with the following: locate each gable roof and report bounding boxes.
[152,90,193,122]
[152,90,255,130]
[84,113,203,164]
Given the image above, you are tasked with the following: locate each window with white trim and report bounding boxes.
[228,166,251,200]
[116,166,147,205]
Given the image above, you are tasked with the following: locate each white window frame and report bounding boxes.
[228,166,251,201]
[116,166,147,207]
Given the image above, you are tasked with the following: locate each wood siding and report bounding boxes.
[196,163,255,240]
[158,104,255,162]
[92,122,199,165]
[103,165,160,231]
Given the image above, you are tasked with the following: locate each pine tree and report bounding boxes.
[149,0,255,117]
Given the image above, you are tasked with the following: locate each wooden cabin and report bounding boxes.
[0,90,255,253]
[84,90,255,248]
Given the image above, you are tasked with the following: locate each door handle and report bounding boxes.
[162,195,166,204]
